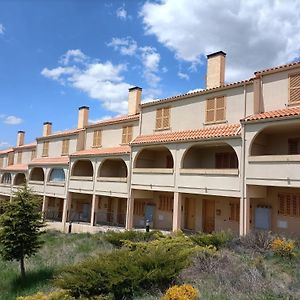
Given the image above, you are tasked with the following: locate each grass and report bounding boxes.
[0,230,113,300]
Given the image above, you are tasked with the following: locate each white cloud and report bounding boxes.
[0,141,10,150]
[41,50,131,114]
[0,24,5,35]
[59,49,87,65]
[178,71,189,80]
[116,6,128,20]
[3,115,23,125]
[141,0,300,82]
[187,88,204,94]
[89,115,114,124]
[107,37,138,56]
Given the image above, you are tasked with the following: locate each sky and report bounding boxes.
[1,0,300,149]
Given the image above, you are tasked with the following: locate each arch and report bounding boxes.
[182,142,238,169]
[48,168,65,182]
[71,159,93,177]
[1,173,11,184]
[98,158,128,178]
[249,122,300,156]
[14,173,26,185]
[30,167,45,181]
[134,146,174,168]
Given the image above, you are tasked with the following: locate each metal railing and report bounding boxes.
[43,210,63,222]
[95,211,126,227]
[68,210,91,223]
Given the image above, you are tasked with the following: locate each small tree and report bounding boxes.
[0,185,45,279]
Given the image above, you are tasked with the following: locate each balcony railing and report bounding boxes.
[95,211,126,227]
[43,210,63,222]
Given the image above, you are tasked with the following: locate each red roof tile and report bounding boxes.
[255,60,300,76]
[30,157,69,165]
[243,106,300,122]
[87,114,139,128]
[71,146,131,157]
[14,142,36,150]
[37,128,84,141]
[0,148,14,155]
[131,124,241,145]
[1,164,28,172]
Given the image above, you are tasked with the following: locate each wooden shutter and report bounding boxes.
[17,151,22,164]
[156,108,170,129]
[289,73,300,103]
[42,141,49,157]
[31,149,36,160]
[62,139,69,156]
[8,152,14,165]
[278,193,285,215]
[122,126,133,144]
[206,98,215,122]
[216,96,225,121]
[93,130,102,147]
[206,96,226,123]
[162,107,170,128]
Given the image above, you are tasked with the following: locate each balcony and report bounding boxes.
[131,146,175,191]
[28,167,45,194]
[45,168,66,197]
[69,159,94,192]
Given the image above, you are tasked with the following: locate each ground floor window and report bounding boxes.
[278,193,300,217]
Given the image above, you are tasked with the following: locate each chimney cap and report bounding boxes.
[79,106,89,110]
[43,121,52,125]
[128,86,142,92]
[18,130,25,134]
[207,51,226,59]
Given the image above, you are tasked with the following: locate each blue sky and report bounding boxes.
[1,0,300,148]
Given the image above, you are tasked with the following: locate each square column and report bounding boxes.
[125,191,134,230]
[239,193,250,236]
[172,192,182,232]
[62,192,71,230]
[42,195,47,216]
[90,194,98,226]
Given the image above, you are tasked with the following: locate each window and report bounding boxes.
[49,168,65,182]
[278,193,300,217]
[158,195,173,211]
[122,126,133,144]
[1,173,11,184]
[229,203,240,222]
[288,138,300,154]
[17,151,22,164]
[42,141,49,157]
[8,153,14,166]
[31,149,36,160]
[156,107,170,130]
[206,96,226,123]
[93,130,102,147]
[134,200,145,216]
[215,152,238,168]
[289,73,300,104]
[62,139,69,156]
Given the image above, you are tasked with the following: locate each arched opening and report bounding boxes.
[250,122,300,156]
[1,173,11,184]
[49,168,65,182]
[30,167,45,181]
[14,173,26,185]
[135,146,174,168]
[71,160,93,177]
[182,143,238,169]
[99,159,128,178]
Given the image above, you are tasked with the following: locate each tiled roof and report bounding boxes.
[71,146,131,157]
[1,164,28,172]
[37,128,84,141]
[141,79,253,107]
[30,157,69,165]
[243,106,300,122]
[131,124,241,145]
[14,142,36,150]
[87,114,139,128]
[255,60,300,76]
[0,148,14,155]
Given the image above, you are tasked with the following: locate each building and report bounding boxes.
[1,51,300,236]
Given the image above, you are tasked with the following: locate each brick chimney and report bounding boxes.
[43,122,52,137]
[128,86,142,115]
[206,51,226,89]
[77,106,89,129]
[16,130,25,147]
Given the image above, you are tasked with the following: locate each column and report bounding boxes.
[42,195,47,218]
[172,192,182,232]
[90,194,98,226]
[62,192,71,231]
[239,193,250,236]
[125,191,134,230]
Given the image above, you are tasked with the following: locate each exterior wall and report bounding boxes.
[14,148,33,164]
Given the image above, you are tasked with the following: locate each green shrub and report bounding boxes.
[103,230,164,247]
[56,235,197,299]
[190,231,232,249]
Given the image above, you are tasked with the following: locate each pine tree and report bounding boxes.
[0,185,45,279]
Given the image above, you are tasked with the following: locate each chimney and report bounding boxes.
[43,122,52,137]
[128,86,142,115]
[77,106,89,129]
[206,51,226,89]
[16,130,25,147]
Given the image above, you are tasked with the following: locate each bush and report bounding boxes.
[189,231,232,249]
[103,230,164,247]
[163,284,198,300]
[56,235,197,299]
[271,238,296,258]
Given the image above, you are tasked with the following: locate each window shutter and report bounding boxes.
[31,149,36,160]
[156,108,163,129]
[289,73,300,103]
[206,98,215,122]
[93,130,101,147]
[62,139,69,155]
[163,107,170,128]
[278,194,285,215]
[42,141,49,157]
[206,96,226,122]
[8,152,14,165]
[122,126,133,144]
[216,96,225,121]
[17,151,22,164]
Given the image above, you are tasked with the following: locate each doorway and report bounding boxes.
[184,197,196,230]
[203,199,215,233]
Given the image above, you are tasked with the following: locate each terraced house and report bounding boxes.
[1,51,300,237]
